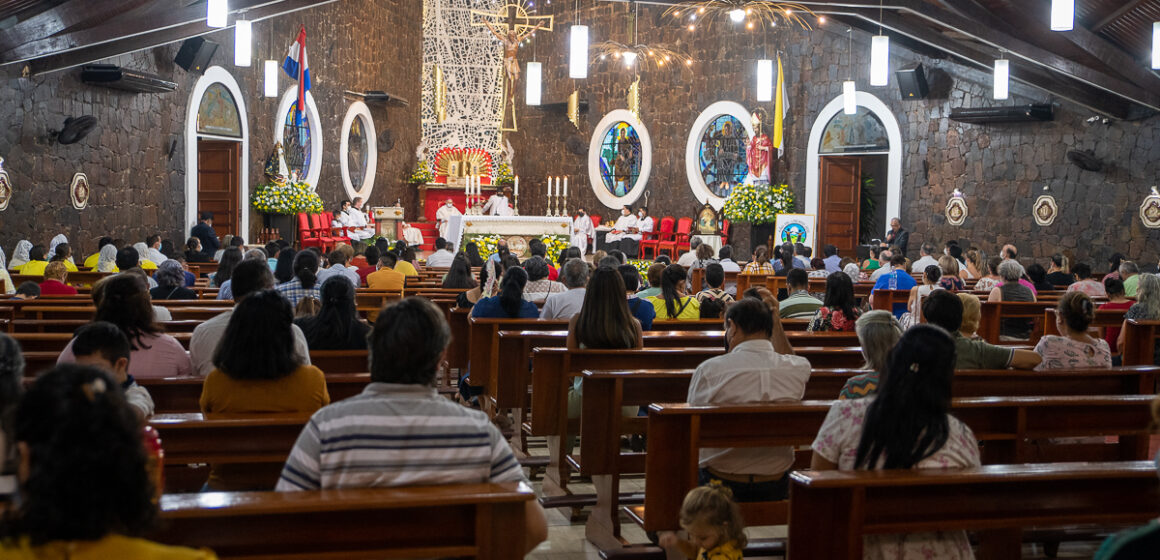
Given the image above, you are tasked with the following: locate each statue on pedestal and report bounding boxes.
[745,109,772,185]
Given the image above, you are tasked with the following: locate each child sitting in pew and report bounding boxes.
[69,321,154,421]
[658,484,746,560]
[0,364,216,559]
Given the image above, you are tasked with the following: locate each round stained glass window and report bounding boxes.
[346,116,368,190]
[282,103,312,179]
[598,122,642,197]
[698,115,748,198]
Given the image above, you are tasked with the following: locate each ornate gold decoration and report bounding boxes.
[471,3,555,133]
[592,42,693,71]
[433,148,494,181]
[1032,186,1057,227]
[945,189,967,226]
[0,157,10,212]
[567,90,580,129]
[663,1,817,31]
[70,172,90,210]
[506,235,530,257]
[433,65,448,124]
[1140,186,1160,229]
[470,3,554,34]
[627,77,641,120]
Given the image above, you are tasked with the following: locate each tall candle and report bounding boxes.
[514,176,519,197]
[563,176,568,197]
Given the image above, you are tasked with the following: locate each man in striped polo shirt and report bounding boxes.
[276,297,548,553]
[779,268,822,320]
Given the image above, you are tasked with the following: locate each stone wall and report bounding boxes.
[0,0,422,257]
[509,3,1160,266]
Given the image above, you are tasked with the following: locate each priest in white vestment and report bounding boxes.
[342,198,375,241]
[401,222,424,248]
[435,199,462,239]
[572,208,596,254]
[482,186,514,216]
[602,205,638,255]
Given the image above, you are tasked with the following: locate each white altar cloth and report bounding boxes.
[447,215,575,254]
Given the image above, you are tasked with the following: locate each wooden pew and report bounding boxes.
[12,331,192,352]
[637,396,1154,535]
[788,462,1159,560]
[578,366,1158,548]
[136,374,370,414]
[977,301,1058,344]
[9,319,203,334]
[1122,319,1160,366]
[869,288,911,312]
[1043,307,1128,337]
[309,350,369,374]
[11,270,112,287]
[688,268,739,293]
[154,483,534,559]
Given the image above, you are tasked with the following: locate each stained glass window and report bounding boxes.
[196,83,242,138]
[698,115,748,198]
[819,107,890,154]
[346,116,369,190]
[283,103,312,179]
[598,122,641,197]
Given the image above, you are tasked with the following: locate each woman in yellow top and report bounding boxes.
[649,264,701,320]
[1,364,216,559]
[199,290,330,490]
[15,245,49,275]
[83,237,115,269]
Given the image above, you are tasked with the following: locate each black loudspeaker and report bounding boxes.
[896,64,929,100]
[175,37,218,73]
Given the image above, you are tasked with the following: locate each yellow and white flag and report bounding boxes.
[773,55,788,158]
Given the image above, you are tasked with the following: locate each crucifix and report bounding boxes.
[471,3,553,131]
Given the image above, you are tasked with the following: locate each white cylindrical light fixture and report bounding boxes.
[1152,22,1160,69]
[993,58,1009,100]
[870,35,890,86]
[843,80,857,115]
[234,19,252,67]
[756,59,773,102]
[623,51,637,67]
[263,60,278,97]
[1050,0,1073,31]
[569,25,589,79]
[207,0,228,28]
[526,61,542,106]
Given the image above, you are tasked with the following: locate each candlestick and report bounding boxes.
[563,176,568,198]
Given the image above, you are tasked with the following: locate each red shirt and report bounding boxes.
[357,266,376,287]
[1100,300,1134,352]
[548,264,559,281]
[39,279,78,296]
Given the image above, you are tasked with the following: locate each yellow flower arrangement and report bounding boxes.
[721,183,795,225]
[250,180,324,215]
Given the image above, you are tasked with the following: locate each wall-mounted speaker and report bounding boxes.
[896,64,929,100]
[175,37,218,74]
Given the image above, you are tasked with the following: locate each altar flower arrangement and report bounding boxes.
[408,160,434,184]
[721,183,795,225]
[494,162,514,186]
[540,235,569,263]
[250,180,324,215]
[628,260,652,284]
[463,234,571,263]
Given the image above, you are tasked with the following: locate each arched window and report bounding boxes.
[340,101,377,200]
[196,83,242,138]
[275,89,323,188]
[818,107,890,154]
[684,101,754,210]
[587,109,653,209]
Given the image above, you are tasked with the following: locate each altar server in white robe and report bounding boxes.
[401,222,424,248]
[482,186,514,216]
[602,205,638,255]
[621,207,653,258]
[342,198,375,241]
[571,208,596,255]
[435,198,461,239]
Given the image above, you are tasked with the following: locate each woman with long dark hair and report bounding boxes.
[57,274,193,378]
[464,242,485,267]
[274,247,297,284]
[210,247,242,288]
[295,277,371,350]
[442,253,477,290]
[201,290,329,489]
[570,266,643,350]
[649,264,699,320]
[470,266,538,318]
[1,365,214,558]
[275,250,322,307]
[808,272,862,332]
[811,325,979,558]
[184,237,211,263]
[773,242,796,276]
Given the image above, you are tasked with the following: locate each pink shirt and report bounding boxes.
[58,332,194,378]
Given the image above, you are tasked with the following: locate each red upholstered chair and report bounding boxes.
[640,215,675,260]
[720,219,731,246]
[309,213,337,252]
[297,213,325,251]
[659,217,694,258]
[321,212,352,246]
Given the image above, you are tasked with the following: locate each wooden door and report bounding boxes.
[197,139,241,238]
[819,156,861,257]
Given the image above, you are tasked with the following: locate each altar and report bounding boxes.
[447,215,573,257]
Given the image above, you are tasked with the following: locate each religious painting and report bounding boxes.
[346,116,368,191]
[945,189,967,226]
[196,83,243,138]
[698,115,748,198]
[1033,193,1058,227]
[433,148,493,183]
[694,203,719,235]
[0,157,10,212]
[282,102,312,180]
[819,107,890,154]
[775,213,816,253]
[598,122,642,197]
[1140,187,1160,229]
[70,173,89,210]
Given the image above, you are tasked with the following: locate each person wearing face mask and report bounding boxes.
[572,208,596,255]
[620,206,654,259]
[436,198,462,239]
[685,295,809,502]
[602,205,638,255]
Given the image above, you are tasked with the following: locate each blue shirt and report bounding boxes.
[628,296,657,330]
[872,268,918,317]
[470,296,539,319]
[823,255,842,274]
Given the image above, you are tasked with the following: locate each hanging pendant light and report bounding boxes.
[843,80,857,115]
[569,25,588,78]
[756,59,773,102]
[264,60,278,97]
[1152,22,1160,69]
[993,57,1009,100]
[869,35,889,86]
[207,0,228,28]
[234,19,252,67]
[526,61,542,106]
[1050,0,1073,31]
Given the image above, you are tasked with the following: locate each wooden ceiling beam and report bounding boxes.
[1091,0,1148,33]
[2,0,333,70]
[0,0,152,53]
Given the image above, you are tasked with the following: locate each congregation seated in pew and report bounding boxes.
[1036,291,1112,370]
[924,290,1040,370]
[70,322,154,421]
[838,310,903,400]
[294,277,371,351]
